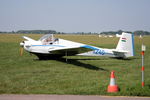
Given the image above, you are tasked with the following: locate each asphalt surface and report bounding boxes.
[0,95,150,100]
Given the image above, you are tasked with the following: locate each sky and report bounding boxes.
[0,0,150,33]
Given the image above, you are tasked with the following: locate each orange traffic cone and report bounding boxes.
[107,71,119,92]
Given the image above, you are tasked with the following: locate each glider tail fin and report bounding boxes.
[115,32,134,57]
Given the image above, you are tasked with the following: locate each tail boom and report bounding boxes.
[78,32,134,58]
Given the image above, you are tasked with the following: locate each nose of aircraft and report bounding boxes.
[20,41,24,56]
[20,41,24,47]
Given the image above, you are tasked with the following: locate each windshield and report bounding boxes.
[39,34,58,45]
[39,34,54,41]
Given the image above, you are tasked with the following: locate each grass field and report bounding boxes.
[0,34,150,96]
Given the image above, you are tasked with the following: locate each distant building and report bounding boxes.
[116,34,121,37]
[139,35,142,38]
[104,35,108,38]
[98,35,102,37]
[108,35,113,37]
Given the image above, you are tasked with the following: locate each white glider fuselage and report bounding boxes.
[20,32,134,59]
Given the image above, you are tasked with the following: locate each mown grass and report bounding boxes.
[0,34,150,96]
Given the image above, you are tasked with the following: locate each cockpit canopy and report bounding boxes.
[39,34,54,41]
[39,34,58,44]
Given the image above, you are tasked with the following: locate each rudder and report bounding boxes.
[116,32,134,57]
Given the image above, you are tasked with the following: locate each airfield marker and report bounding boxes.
[141,44,146,87]
[107,71,119,92]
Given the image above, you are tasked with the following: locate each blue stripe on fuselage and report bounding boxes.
[81,45,115,56]
[81,45,108,55]
[81,45,99,50]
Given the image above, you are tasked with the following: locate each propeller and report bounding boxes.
[20,41,24,56]
[20,47,24,56]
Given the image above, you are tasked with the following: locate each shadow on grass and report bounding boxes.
[34,57,108,71]
[54,58,109,71]
[110,57,136,60]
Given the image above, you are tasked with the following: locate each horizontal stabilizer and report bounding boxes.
[112,50,128,58]
[112,50,128,53]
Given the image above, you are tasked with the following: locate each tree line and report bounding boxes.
[100,30,150,35]
[0,30,150,35]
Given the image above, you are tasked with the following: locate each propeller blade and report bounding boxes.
[20,47,24,56]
